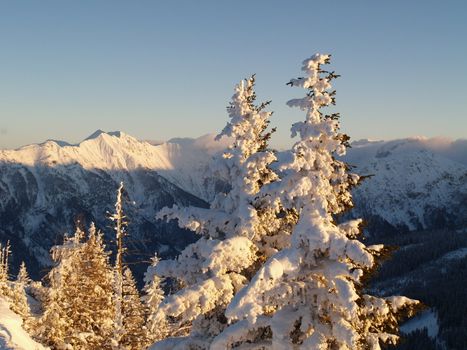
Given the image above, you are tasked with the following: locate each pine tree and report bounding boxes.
[109,182,150,349]
[215,54,420,350]
[72,223,115,349]
[37,228,84,349]
[0,241,11,296]
[10,261,31,321]
[154,75,282,346]
[0,244,31,325]
[37,225,115,350]
[17,261,31,285]
[142,253,167,342]
[120,266,148,350]
[110,182,128,349]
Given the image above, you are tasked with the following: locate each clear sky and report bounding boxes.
[0,0,466,149]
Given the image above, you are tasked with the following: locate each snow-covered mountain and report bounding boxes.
[0,131,466,279]
[0,131,231,278]
[345,138,467,232]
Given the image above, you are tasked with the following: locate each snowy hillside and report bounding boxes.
[0,298,46,350]
[345,138,467,231]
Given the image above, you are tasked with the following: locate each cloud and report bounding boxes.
[348,137,467,166]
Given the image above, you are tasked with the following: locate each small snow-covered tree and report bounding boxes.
[17,261,31,285]
[143,253,167,342]
[10,261,31,321]
[0,241,11,295]
[215,54,420,350]
[120,266,148,350]
[154,75,283,346]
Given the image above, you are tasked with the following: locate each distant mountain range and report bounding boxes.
[346,138,467,233]
[0,131,466,279]
[0,131,227,279]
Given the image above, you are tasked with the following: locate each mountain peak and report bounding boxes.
[84,129,126,141]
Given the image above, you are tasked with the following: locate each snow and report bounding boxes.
[0,297,47,350]
[211,53,420,349]
[0,131,230,203]
[1,128,465,231]
[441,247,467,261]
[346,137,467,230]
[400,309,439,338]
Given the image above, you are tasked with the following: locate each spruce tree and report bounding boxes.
[0,241,11,296]
[120,266,147,350]
[110,182,127,349]
[216,54,420,350]
[10,261,31,321]
[37,225,115,350]
[73,223,115,349]
[17,261,31,285]
[143,253,167,342]
[154,75,282,346]
[37,228,84,349]
[110,182,150,349]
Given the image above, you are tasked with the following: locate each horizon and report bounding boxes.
[2,127,467,151]
[2,128,467,165]
[0,0,466,149]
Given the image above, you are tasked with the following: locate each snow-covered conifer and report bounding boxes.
[10,262,31,321]
[154,75,282,346]
[109,182,128,349]
[120,266,148,350]
[143,253,167,342]
[38,224,115,349]
[17,261,31,286]
[37,227,84,348]
[215,54,420,350]
[109,182,149,349]
[74,223,115,349]
[0,241,11,292]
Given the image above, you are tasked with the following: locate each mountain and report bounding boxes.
[345,138,467,233]
[0,131,230,279]
[1,132,466,277]
[1,132,466,347]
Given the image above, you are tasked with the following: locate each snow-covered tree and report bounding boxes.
[143,253,167,342]
[110,182,128,349]
[17,261,31,285]
[213,54,420,350]
[36,227,84,348]
[120,266,148,350]
[109,182,150,349]
[37,224,115,349]
[74,223,115,349]
[0,241,11,295]
[154,75,283,346]
[10,262,31,321]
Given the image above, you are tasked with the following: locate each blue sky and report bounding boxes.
[0,0,466,149]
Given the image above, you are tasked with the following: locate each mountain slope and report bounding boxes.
[1,132,466,278]
[0,131,225,278]
[0,297,46,350]
[345,138,467,232]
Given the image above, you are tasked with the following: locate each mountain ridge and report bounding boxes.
[0,130,466,279]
